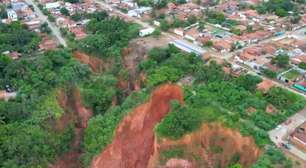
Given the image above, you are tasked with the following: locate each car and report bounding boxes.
[276,125,282,130]
[281,142,291,150]
[5,85,13,93]
[285,119,292,125]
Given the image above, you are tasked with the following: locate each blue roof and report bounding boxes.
[12,2,28,11]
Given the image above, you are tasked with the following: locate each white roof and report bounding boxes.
[45,2,61,9]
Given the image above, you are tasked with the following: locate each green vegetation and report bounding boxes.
[204,40,213,47]
[64,0,80,3]
[298,62,306,70]
[252,146,292,168]
[156,101,217,139]
[78,16,139,58]
[60,7,70,16]
[206,10,226,24]
[0,22,40,54]
[40,22,51,34]
[82,90,150,165]
[272,54,289,68]
[147,47,305,167]
[262,68,277,78]
[283,69,301,80]
[159,147,185,164]
[81,74,117,115]
[256,0,296,17]
[0,49,90,167]
[139,45,202,87]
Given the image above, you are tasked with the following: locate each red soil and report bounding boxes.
[73,51,106,73]
[50,88,92,168]
[154,123,261,168]
[91,84,184,168]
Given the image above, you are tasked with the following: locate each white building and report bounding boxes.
[45,2,61,9]
[139,28,155,37]
[7,9,18,21]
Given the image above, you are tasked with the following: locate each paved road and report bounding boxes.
[25,0,67,47]
[269,109,306,161]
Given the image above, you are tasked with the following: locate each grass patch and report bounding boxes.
[283,69,301,80]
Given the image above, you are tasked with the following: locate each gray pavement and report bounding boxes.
[269,109,306,161]
[25,0,67,47]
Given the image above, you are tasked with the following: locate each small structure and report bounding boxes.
[139,28,155,37]
[7,9,18,21]
[293,81,306,92]
[45,2,61,9]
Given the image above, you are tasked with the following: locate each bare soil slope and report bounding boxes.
[154,123,261,168]
[91,84,184,168]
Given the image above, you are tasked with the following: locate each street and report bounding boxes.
[269,108,306,161]
[24,0,67,47]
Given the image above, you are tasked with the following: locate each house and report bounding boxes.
[69,27,87,39]
[11,2,28,11]
[257,79,275,93]
[56,17,76,28]
[8,51,21,60]
[184,27,199,42]
[174,28,184,36]
[245,56,270,72]
[39,37,57,51]
[24,19,41,30]
[212,40,232,53]
[291,55,306,65]
[290,122,306,152]
[7,9,18,21]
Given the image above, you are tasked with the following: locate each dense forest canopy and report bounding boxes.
[0,22,40,54]
[0,50,91,167]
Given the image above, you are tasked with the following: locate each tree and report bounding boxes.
[234,74,262,92]
[204,40,213,47]
[40,22,51,34]
[247,25,253,33]
[290,14,301,24]
[156,102,203,139]
[152,29,161,38]
[148,47,169,62]
[60,7,70,16]
[262,68,277,78]
[230,28,242,35]
[275,54,289,68]
[71,12,82,21]
[187,15,197,25]
[47,14,55,22]
[298,62,306,70]
[275,8,287,17]
[64,0,80,3]
[82,75,117,115]
[160,20,170,31]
